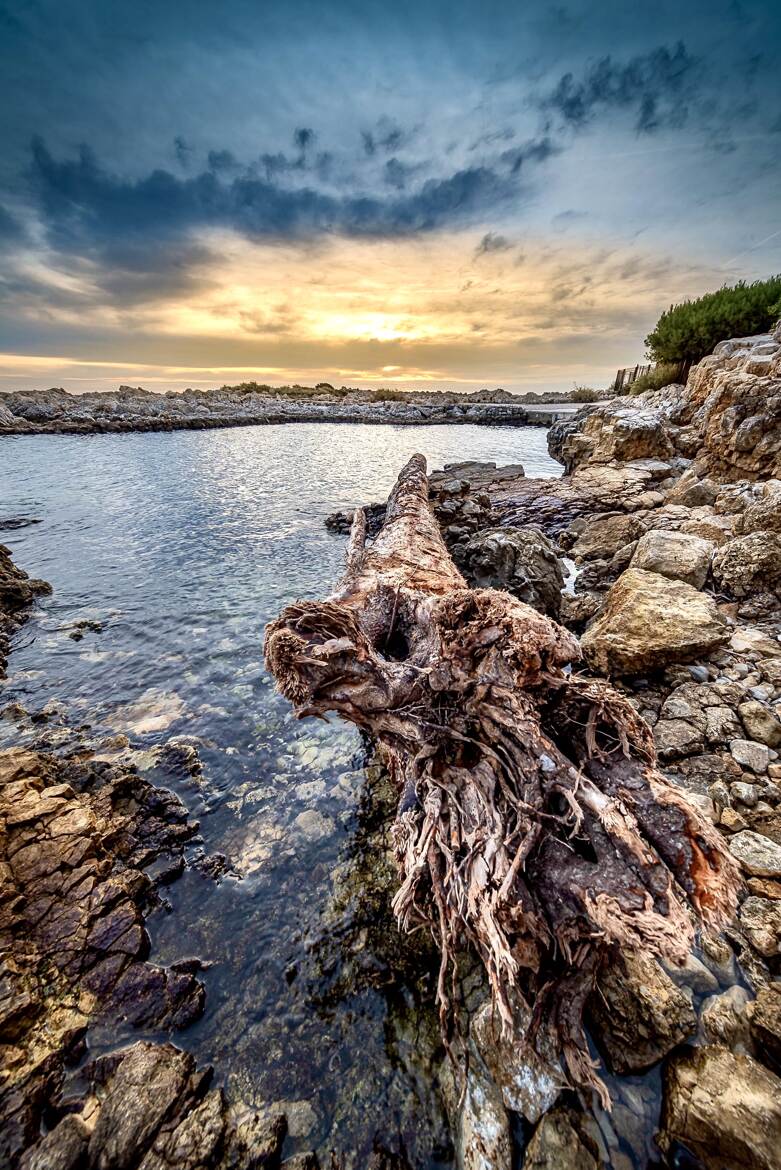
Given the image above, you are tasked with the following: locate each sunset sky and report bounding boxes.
[0,0,779,394]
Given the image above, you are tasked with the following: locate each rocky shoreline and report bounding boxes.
[1,324,780,1170]
[0,386,573,437]
[327,324,781,1169]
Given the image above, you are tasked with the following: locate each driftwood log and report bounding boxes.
[265,455,740,1102]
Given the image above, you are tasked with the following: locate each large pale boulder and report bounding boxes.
[729,830,781,878]
[630,529,714,588]
[658,1045,781,1170]
[581,569,729,676]
[712,532,781,598]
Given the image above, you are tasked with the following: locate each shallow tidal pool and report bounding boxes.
[0,421,561,1165]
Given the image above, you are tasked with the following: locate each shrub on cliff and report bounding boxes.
[570,385,600,403]
[646,275,781,364]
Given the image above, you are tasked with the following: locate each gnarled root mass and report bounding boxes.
[264,455,741,1104]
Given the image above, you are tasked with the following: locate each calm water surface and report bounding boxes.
[0,423,560,1165]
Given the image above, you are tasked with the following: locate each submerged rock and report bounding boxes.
[581,569,729,676]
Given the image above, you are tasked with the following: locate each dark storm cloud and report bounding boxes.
[28,136,543,256]
[474,231,513,257]
[540,43,696,134]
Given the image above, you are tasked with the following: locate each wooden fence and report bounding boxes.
[612,358,692,394]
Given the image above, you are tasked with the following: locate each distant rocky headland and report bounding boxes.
[0,383,583,436]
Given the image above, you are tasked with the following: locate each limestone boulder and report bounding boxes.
[571,512,642,562]
[728,830,781,877]
[658,1045,781,1170]
[712,532,781,598]
[522,1109,598,1170]
[630,529,714,589]
[581,569,729,676]
[735,480,781,535]
[587,949,696,1074]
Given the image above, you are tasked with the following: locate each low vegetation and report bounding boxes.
[627,362,683,395]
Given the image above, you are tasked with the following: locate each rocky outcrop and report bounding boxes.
[0,747,204,1165]
[550,325,781,484]
[18,1040,287,1170]
[0,544,51,678]
[580,568,729,675]
[0,385,571,435]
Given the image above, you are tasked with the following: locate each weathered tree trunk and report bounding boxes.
[265,455,740,1102]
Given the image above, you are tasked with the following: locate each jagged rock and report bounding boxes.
[699,986,754,1052]
[658,1045,781,1170]
[654,718,704,761]
[19,1115,90,1170]
[738,700,781,748]
[588,950,697,1074]
[630,529,713,589]
[735,480,781,534]
[581,569,729,676]
[522,1109,599,1170]
[570,512,642,562]
[738,896,781,957]
[712,532,781,598]
[457,526,564,618]
[88,1042,195,1170]
[667,470,718,507]
[548,401,675,473]
[471,997,561,1124]
[0,544,52,679]
[0,747,204,1166]
[729,830,781,877]
[750,983,781,1068]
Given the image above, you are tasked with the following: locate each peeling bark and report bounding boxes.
[264,455,741,1103]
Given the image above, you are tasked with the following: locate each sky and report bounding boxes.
[0,0,779,395]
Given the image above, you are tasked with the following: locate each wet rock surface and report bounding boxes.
[0,745,205,1165]
[0,543,51,679]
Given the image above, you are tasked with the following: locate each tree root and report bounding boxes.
[265,454,741,1105]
